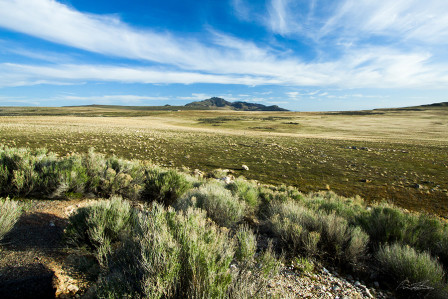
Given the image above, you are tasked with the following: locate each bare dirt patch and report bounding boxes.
[0,199,93,298]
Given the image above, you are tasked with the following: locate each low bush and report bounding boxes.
[268,199,368,265]
[0,146,147,200]
[168,207,235,298]
[96,203,180,298]
[64,196,135,267]
[376,243,447,297]
[291,256,315,274]
[175,182,246,227]
[358,204,413,246]
[67,200,280,298]
[226,178,260,209]
[0,197,22,240]
[228,225,280,298]
[141,167,193,206]
[303,191,367,224]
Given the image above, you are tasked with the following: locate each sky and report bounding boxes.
[0,0,447,111]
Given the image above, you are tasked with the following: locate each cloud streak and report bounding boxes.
[0,0,447,91]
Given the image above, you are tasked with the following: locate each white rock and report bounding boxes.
[242,164,249,171]
[67,284,79,294]
[364,288,374,298]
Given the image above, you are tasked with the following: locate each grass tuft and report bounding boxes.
[0,197,22,240]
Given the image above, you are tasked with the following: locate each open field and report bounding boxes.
[1,105,447,216]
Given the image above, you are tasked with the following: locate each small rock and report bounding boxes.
[413,183,423,189]
[67,284,79,294]
[354,281,361,287]
[193,169,203,177]
[242,164,249,171]
[373,281,379,288]
[49,221,55,227]
[364,288,374,298]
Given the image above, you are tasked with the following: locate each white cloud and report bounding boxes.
[263,0,448,45]
[0,0,447,90]
[62,95,170,103]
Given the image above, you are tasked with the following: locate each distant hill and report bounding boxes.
[185,97,289,111]
[419,102,448,107]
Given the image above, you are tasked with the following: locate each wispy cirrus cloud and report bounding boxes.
[0,0,447,92]
[264,0,448,44]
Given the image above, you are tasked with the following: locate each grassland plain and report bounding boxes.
[0,105,447,216]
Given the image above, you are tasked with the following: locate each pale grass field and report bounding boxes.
[1,106,447,215]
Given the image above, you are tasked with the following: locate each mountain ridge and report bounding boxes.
[185,97,289,111]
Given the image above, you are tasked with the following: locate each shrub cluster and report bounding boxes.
[65,196,136,267]
[175,182,246,227]
[263,187,448,295]
[268,199,369,265]
[0,197,22,240]
[377,243,447,298]
[66,198,280,298]
[3,146,448,297]
[0,146,195,203]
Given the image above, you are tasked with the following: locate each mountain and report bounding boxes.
[185,97,289,111]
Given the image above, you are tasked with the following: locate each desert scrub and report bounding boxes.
[228,225,281,298]
[0,197,22,240]
[141,167,193,206]
[257,185,303,218]
[226,178,260,210]
[268,199,368,265]
[167,207,235,298]
[356,203,448,266]
[65,196,135,267]
[94,156,146,200]
[376,243,448,297]
[175,182,246,227]
[92,203,279,298]
[303,191,367,224]
[0,146,58,197]
[97,203,180,298]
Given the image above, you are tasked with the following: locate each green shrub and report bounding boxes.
[226,178,260,209]
[234,225,257,264]
[345,226,370,264]
[227,225,282,298]
[96,203,180,299]
[65,196,135,267]
[175,182,246,227]
[304,191,366,224]
[137,205,180,298]
[168,207,235,298]
[94,204,279,299]
[142,167,192,206]
[292,256,314,274]
[0,197,22,240]
[268,199,368,265]
[358,204,413,246]
[376,243,447,297]
[0,146,44,196]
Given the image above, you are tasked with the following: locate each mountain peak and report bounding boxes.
[185,97,288,111]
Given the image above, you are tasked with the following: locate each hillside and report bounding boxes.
[185,97,289,111]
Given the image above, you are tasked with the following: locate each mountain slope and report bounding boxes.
[185,97,289,111]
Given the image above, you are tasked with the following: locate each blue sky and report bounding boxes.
[0,0,447,111]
